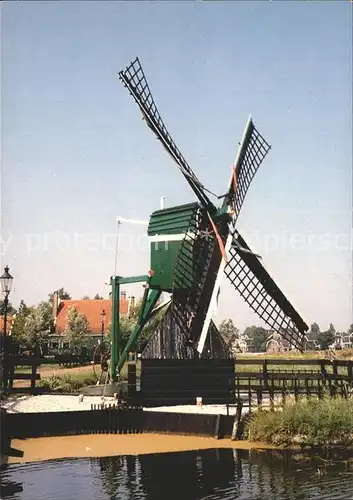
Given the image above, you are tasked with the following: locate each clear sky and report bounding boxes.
[1,1,352,332]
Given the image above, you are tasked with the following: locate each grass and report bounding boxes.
[35,363,130,393]
[246,396,353,447]
[237,348,353,360]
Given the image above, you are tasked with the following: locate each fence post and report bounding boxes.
[214,414,221,439]
[127,363,137,401]
[263,360,268,390]
[231,400,243,441]
[269,379,275,411]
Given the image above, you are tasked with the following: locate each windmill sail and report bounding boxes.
[118,57,215,213]
[224,116,271,219]
[225,231,308,350]
[197,118,271,353]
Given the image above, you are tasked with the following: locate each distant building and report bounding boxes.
[48,291,135,349]
[266,331,292,353]
[0,315,15,335]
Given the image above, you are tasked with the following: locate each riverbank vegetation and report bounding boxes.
[246,396,353,447]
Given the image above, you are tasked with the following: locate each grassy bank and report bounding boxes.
[246,396,353,447]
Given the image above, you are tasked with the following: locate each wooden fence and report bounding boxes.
[5,406,143,439]
[233,358,353,410]
[3,406,236,440]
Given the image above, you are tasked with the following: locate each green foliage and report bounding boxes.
[94,294,103,300]
[11,300,33,344]
[246,396,353,446]
[116,298,166,353]
[349,324,353,335]
[317,330,335,350]
[244,325,270,352]
[309,322,320,340]
[64,306,90,349]
[219,319,239,347]
[48,288,71,304]
[0,300,16,315]
[22,301,53,351]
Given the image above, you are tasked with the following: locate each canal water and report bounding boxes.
[1,448,353,499]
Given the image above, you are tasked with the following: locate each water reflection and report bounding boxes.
[1,448,353,499]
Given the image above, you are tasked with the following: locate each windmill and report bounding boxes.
[110,57,308,379]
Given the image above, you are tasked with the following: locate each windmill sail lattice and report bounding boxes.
[118,57,215,212]
[226,232,307,351]
[227,118,271,220]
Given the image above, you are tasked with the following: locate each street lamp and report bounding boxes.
[100,309,106,350]
[1,266,13,395]
[1,266,14,336]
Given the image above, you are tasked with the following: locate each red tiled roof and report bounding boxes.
[54,299,129,335]
[0,315,14,334]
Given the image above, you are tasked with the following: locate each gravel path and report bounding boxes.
[0,394,271,415]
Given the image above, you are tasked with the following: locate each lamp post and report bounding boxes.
[0,265,13,394]
[1,266,13,337]
[100,309,106,351]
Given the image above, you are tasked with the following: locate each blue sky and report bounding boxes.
[1,1,352,332]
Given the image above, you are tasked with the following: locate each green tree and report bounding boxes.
[0,300,16,315]
[317,327,335,350]
[81,295,90,300]
[23,301,53,351]
[348,324,353,335]
[48,288,71,304]
[309,322,320,340]
[64,306,90,349]
[10,300,33,344]
[94,294,103,300]
[328,323,336,335]
[244,325,270,352]
[219,319,240,347]
[108,298,167,353]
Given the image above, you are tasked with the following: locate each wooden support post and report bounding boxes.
[31,364,37,393]
[269,380,275,412]
[214,414,221,439]
[305,378,310,398]
[281,380,286,406]
[257,387,263,407]
[127,363,137,401]
[263,360,268,390]
[231,400,243,441]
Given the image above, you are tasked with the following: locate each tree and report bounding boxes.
[317,330,335,350]
[328,323,336,335]
[23,301,53,352]
[309,322,320,340]
[348,324,353,335]
[94,294,103,300]
[64,306,90,349]
[10,300,33,344]
[109,298,167,353]
[0,300,16,315]
[244,325,270,352]
[81,295,90,300]
[219,319,240,347]
[48,288,71,304]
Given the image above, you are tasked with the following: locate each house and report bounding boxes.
[48,291,135,349]
[0,315,15,335]
[266,331,292,353]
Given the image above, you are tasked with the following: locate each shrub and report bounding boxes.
[246,396,353,447]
